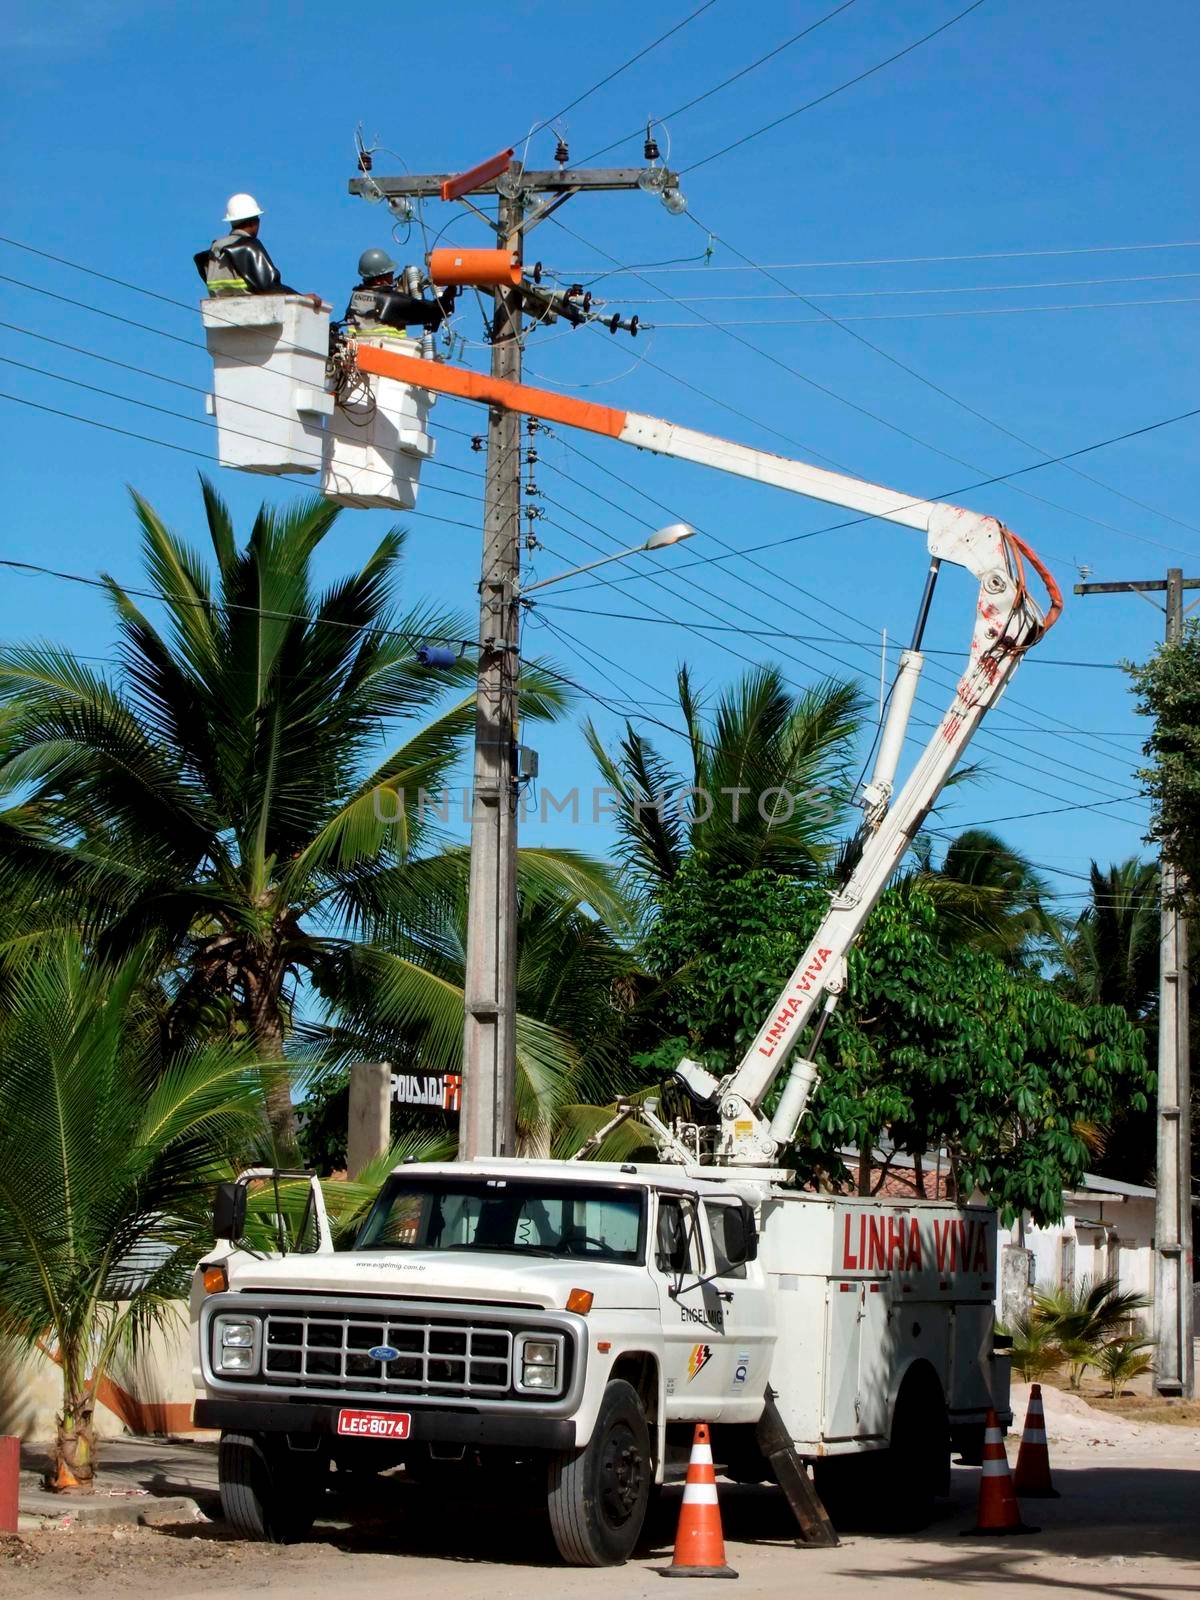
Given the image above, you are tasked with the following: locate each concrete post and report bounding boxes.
[347,1061,391,1178]
[1000,1243,1034,1332]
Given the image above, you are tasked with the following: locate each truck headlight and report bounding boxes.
[516,1334,564,1395]
[214,1315,261,1375]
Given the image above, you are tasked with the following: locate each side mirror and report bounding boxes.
[213,1181,247,1242]
[718,1204,759,1267]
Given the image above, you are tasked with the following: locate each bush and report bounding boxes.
[1032,1275,1150,1389]
[1089,1338,1155,1398]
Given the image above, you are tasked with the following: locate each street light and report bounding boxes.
[520,523,696,594]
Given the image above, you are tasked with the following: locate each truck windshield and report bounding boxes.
[356,1177,646,1263]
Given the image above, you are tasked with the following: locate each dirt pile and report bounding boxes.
[1010,1380,1200,1457]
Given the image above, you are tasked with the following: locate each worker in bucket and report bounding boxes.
[194,194,322,309]
[342,248,457,338]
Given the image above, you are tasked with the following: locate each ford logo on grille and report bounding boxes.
[368,1345,401,1363]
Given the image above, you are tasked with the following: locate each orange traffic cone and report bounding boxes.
[961,1409,1038,1537]
[661,1423,738,1579]
[47,1456,80,1492]
[1013,1384,1059,1498]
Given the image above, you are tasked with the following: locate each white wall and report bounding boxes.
[996,1192,1155,1325]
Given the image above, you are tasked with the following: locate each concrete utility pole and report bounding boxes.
[1075,568,1198,1398]
[349,160,674,1159]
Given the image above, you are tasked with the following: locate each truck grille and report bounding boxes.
[261,1310,514,1397]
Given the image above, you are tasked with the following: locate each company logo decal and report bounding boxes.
[733,1350,751,1387]
[687,1342,713,1382]
[368,1345,401,1363]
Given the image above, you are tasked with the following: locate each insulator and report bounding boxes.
[554,137,569,164]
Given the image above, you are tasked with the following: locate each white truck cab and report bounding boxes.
[193,1157,1008,1564]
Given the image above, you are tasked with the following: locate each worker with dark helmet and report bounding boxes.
[194,193,322,310]
[343,248,457,338]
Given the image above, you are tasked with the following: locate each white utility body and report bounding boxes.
[193,333,1060,1566]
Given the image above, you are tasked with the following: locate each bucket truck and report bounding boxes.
[192,343,1060,1565]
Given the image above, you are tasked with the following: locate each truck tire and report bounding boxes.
[547,1379,651,1566]
[218,1431,323,1543]
[881,1367,950,1531]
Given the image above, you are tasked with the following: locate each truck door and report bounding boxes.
[700,1199,774,1417]
[652,1192,729,1416]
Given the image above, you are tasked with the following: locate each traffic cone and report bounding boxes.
[1013,1384,1060,1498]
[661,1423,738,1579]
[961,1409,1038,1537]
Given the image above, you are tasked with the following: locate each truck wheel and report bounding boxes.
[881,1368,949,1531]
[219,1431,324,1543]
[547,1379,651,1566]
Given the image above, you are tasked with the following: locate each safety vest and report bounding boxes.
[205,233,251,297]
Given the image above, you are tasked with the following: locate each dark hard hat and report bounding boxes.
[358,247,398,278]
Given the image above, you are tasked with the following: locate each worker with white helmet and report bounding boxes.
[193,194,322,310]
[342,247,457,338]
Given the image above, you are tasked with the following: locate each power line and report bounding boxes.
[532,495,1149,818]
[547,238,1200,274]
[546,215,1200,562]
[642,294,1200,326]
[680,0,990,174]
[518,0,721,147]
[0,387,482,536]
[526,415,1156,779]
[0,555,482,650]
[532,600,1127,668]
[570,0,860,165]
[683,208,1200,539]
[608,271,1200,302]
[0,352,488,504]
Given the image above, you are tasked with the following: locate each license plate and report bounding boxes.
[336,1409,411,1439]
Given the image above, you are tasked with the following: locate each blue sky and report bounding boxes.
[2,0,1197,924]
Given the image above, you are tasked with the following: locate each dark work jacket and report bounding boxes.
[193,230,298,296]
[342,283,456,334]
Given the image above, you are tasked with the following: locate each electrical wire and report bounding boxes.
[0,388,482,536]
[516,0,722,147]
[531,601,1127,668]
[546,238,1200,274]
[596,271,1200,302]
[0,236,1177,800]
[531,499,1148,819]
[683,209,1200,539]
[0,554,483,651]
[642,295,1200,325]
[680,0,990,175]
[569,0,860,166]
[547,215,1200,561]
[525,420,1156,784]
[524,409,1157,766]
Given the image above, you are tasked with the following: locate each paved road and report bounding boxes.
[8,1442,1198,1600]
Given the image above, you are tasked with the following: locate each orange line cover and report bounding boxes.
[355,347,628,440]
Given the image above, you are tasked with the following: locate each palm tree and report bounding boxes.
[1033,1275,1150,1389]
[310,847,640,1154]
[909,827,1056,965]
[1059,858,1160,1017]
[586,664,863,897]
[0,481,606,1144]
[0,933,265,1490]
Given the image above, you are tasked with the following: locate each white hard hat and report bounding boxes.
[223,192,264,224]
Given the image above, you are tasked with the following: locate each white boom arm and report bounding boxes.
[350,345,1061,1166]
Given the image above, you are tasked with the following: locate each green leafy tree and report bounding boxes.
[638,864,1151,1223]
[0,481,608,1145]
[0,934,265,1489]
[1127,619,1200,907]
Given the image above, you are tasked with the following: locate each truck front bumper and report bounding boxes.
[194,1397,576,1451]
